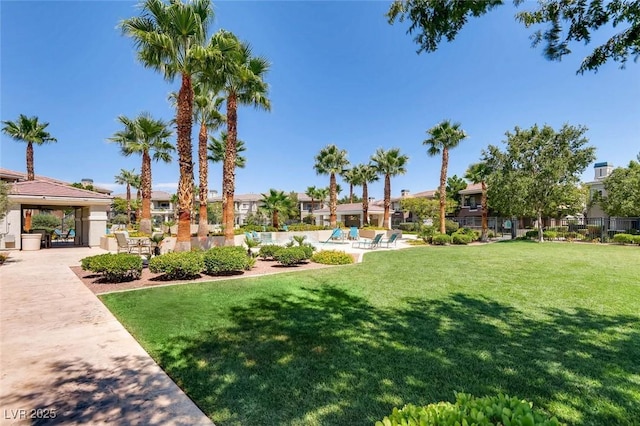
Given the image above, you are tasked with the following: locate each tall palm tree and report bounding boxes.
[2,114,57,180]
[204,30,271,246]
[108,113,174,235]
[131,174,142,223]
[259,189,292,229]
[371,148,409,229]
[114,168,138,224]
[465,161,491,242]
[424,119,468,234]
[120,0,213,251]
[341,168,359,204]
[314,144,350,228]
[352,163,379,226]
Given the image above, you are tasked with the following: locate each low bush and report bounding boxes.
[452,232,473,245]
[286,224,328,231]
[612,233,635,245]
[433,219,460,235]
[418,225,437,243]
[149,252,203,279]
[259,244,283,260]
[274,246,307,266]
[457,227,480,241]
[564,231,580,241]
[431,234,451,245]
[311,250,354,265]
[203,246,250,274]
[525,230,539,239]
[397,222,422,232]
[376,392,563,426]
[634,235,640,245]
[300,243,315,259]
[543,230,558,241]
[0,252,9,265]
[81,253,142,282]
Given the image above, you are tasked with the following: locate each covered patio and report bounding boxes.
[312,203,387,228]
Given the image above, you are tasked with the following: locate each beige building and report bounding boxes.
[585,162,614,217]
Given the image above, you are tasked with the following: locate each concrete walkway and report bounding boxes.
[0,247,212,425]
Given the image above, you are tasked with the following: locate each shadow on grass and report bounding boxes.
[156,287,640,425]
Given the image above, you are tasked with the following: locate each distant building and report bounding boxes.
[585,161,614,217]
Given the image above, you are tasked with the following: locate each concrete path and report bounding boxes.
[0,247,212,425]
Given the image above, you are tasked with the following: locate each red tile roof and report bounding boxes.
[10,180,112,200]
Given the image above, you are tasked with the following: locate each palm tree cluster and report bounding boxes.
[119,0,270,250]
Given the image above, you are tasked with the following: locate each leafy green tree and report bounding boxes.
[259,189,294,228]
[400,197,440,224]
[204,30,271,246]
[2,114,57,180]
[71,182,97,192]
[483,123,596,242]
[446,174,468,209]
[114,168,138,224]
[387,0,640,74]
[424,120,467,234]
[120,0,214,251]
[31,213,60,232]
[371,148,409,229]
[600,159,640,217]
[0,181,10,221]
[207,201,223,225]
[108,113,174,234]
[465,162,491,242]
[314,144,350,228]
[351,163,379,226]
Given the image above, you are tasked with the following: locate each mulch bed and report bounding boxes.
[71,259,339,295]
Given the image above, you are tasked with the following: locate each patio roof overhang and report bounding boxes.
[10,194,112,208]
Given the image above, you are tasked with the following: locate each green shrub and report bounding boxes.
[81,253,142,282]
[418,226,437,243]
[311,250,354,265]
[564,231,580,241]
[31,213,61,233]
[633,235,640,245]
[110,214,129,225]
[433,219,460,235]
[273,246,307,266]
[287,224,328,231]
[458,227,480,241]
[202,246,250,275]
[612,233,635,244]
[259,244,283,260]
[149,252,203,279]
[376,392,563,426]
[431,234,451,245]
[543,230,558,241]
[398,222,422,232]
[300,243,315,259]
[525,230,539,239]
[0,252,9,265]
[452,232,472,245]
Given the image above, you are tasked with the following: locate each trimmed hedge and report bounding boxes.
[259,244,283,260]
[376,393,563,426]
[81,253,142,282]
[273,246,308,266]
[311,250,354,265]
[452,232,473,245]
[543,230,558,241]
[431,234,452,245]
[613,233,635,245]
[203,246,250,275]
[149,251,203,280]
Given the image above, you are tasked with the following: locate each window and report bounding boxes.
[469,196,477,210]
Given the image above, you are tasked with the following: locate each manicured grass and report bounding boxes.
[100,242,640,425]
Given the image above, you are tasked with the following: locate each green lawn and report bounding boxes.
[100,242,640,425]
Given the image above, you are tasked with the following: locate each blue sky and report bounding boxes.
[2,1,638,200]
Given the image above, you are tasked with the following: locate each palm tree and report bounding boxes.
[424,120,468,234]
[2,114,57,180]
[108,113,174,235]
[314,144,350,228]
[352,163,379,226]
[305,186,321,221]
[204,30,271,246]
[371,148,409,229]
[341,168,359,204]
[259,189,292,229]
[465,162,491,242]
[120,0,214,251]
[114,168,138,224]
[131,174,142,223]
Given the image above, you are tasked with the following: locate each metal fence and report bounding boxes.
[451,216,640,241]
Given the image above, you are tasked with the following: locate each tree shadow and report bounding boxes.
[154,287,640,425]
[2,355,210,425]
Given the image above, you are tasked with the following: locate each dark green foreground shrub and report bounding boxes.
[81,253,142,282]
[274,246,308,266]
[376,393,563,426]
[311,250,354,265]
[613,233,635,245]
[259,244,283,260]
[149,252,203,280]
[203,246,250,275]
[431,234,452,245]
[452,232,473,245]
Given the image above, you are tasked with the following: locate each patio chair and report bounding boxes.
[259,232,278,245]
[380,232,400,248]
[348,227,359,241]
[323,228,343,243]
[352,233,383,249]
[114,231,139,254]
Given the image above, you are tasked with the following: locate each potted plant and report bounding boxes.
[150,233,165,256]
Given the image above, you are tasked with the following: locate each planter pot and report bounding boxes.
[21,234,42,251]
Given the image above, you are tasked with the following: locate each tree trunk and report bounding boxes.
[329,173,337,227]
[272,211,278,229]
[175,73,194,252]
[439,148,449,234]
[383,174,391,229]
[480,181,488,242]
[140,150,152,235]
[362,182,369,226]
[136,189,141,223]
[126,183,131,225]
[223,92,238,246]
[198,122,209,238]
[26,142,34,180]
[537,210,544,242]
[349,184,353,204]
